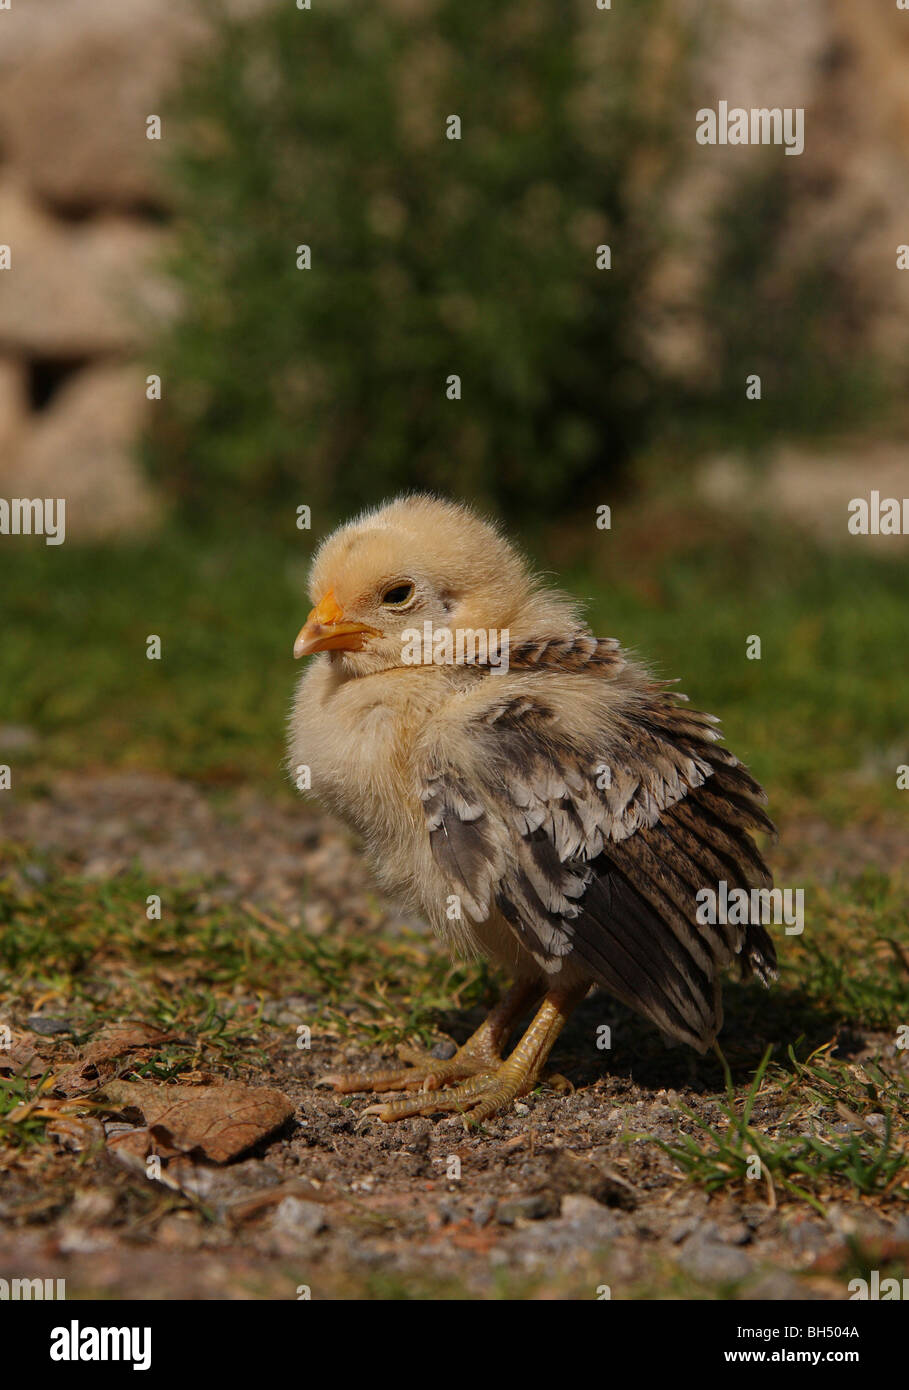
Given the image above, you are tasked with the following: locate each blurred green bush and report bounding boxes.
[147,0,890,523]
[147,0,681,520]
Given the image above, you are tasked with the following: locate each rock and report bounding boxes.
[26,1015,72,1036]
[262,996,316,1026]
[0,183,173,358]
[678,1235,753,1284]
[785,1217,830,1257]
[473,1195,497,1228]
[0,37,186,213]
[0,358,28,462]
[696,442,909,550]
[560,1193,622,1241]
[57,1225,115,1256]
[70,1190,117,1224]
[4,364,162,540]
[0,0,278,208]
[669,1216,701,1245]
[560,1193,605,1222]
[0,1,251,212]
[271,1196,328,1241]
[0,39,169,213]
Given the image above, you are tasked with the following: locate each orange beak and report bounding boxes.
[293,589,380,658]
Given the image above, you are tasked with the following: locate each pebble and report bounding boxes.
[272,1196,328,1239]
[26,1015,72,1035]
[473,1195,497,1227]
[678,1235,753,1283]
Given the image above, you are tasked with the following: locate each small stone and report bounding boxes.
[26,1014,71,1035]
[272,1196,327,1240]
[669,1216,700,1245]
[57,1226,114,1256]
[560,1193,621,1240]
[560,1193,603,1221]
[430,1039,458,1060]
[70,1190,117,1225]
[678,1236,753,1284]
[473,1195,497,1228]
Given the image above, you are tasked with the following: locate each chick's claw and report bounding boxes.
[354,990,583,1127]
[363,1073,500,1125]
[321,981,543,1104]
[320,1047,498,1097]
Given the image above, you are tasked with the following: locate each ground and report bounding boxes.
[1,771,906,1300]
[0,512,906,1299]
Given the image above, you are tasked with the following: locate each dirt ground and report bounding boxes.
[1,773,907,1300]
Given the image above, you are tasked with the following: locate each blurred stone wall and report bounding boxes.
[649,0,909,385]
[0,0,906,538]
[0,0,269,537]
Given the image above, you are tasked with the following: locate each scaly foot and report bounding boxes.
[321,980,540,1100]
[327,984,587,1128]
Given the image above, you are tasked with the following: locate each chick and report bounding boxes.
[289,495,776,1125]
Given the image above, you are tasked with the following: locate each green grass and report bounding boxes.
[1,511,905,825]
[780,870,909,1030]
[0,524,308,787]
[0,844,493,1152]
[647,1044,909,1215]
[1,510,906,1231]
[2,843,905,1206]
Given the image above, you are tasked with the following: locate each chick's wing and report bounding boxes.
[419,680,776,1049]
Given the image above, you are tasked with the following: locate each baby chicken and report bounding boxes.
[289,495,776,1125]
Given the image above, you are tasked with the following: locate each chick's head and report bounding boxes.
[293,494,580,676]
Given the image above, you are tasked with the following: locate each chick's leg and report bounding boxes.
[363,984,587,1127]
[321,980,541,1097]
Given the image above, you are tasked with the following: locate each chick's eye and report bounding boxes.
[380,582,415,607]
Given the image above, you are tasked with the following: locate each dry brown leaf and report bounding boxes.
[0,1030,52,1078]
[102,1079,295,1162]
[53,1023,185,1095]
